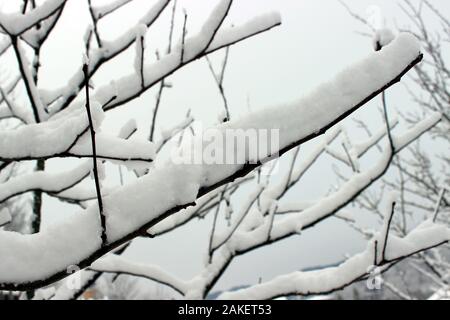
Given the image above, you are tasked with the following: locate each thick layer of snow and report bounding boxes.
[118,119,137,139]
[0,207,102,284]
[0,209,11,227]
[105,162,203,242]
[56,184,114,203]
[429,287,450,300]
[173,33,422,191]
[373,28,395,50]
[0,0,65,35]
[92,0,133,19]
[69,132,155,162]
[0,102,103,160]
[22,5,62,50]
[207,12,281,52]
[91,254,188,295]
[0,100,154,163]
[0,161,92,203]
[181,0,232,62]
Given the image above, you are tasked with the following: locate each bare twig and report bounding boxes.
[82,61,106,246]
[432,188,446,222]
[208,189,226,263]
[381,201,396,263]
[87,0,102,48]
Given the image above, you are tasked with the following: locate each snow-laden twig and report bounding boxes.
[92,0,134,20]
[326,116,399,166]
[97,12,282,111]
[91,254,189,296]
[378,195,397,264]
[211,184,264,253]
[134,25,147,90]
[206,46,231,122]
[21,1,66,50]
[0,101,155,163]
[11,37,46,123]
[154,112,194,152]
[0,161,92,204]
[147,175,253,237]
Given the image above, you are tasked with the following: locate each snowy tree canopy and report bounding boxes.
[0,0,448,300]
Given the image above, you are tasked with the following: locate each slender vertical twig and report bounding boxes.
[381,201,396,263]
[167,0,177,54]
[382,91,395,153]
[148,0,178,142]
[342,142,357,172]
[138,33,145,90]
[180,11,188,64]
[395,156,408,234]
[84,27,93,58]
[82,61,107,245]
[87,0,102,48]
[374,240,379,265]
[11,37,40,123]
[206,46,231,122]
[266,203,277,242]
[118,166,124,186]
[149,52,164,142]
[432,188,446,222]
[21,0,30,14]
[208,189,226,263]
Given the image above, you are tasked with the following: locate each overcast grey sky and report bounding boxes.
[3,0,446,295]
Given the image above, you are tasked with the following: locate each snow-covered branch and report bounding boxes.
[0,102,155,163]
[219,219,449,299]
[11,37,46,123]
[48,0,171,113]
[21,2,66,49]
[326,116,399,166]
[92,0,135,20]
[0,161,91,204]
[96,11,282,111]
[91,255,188,296]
